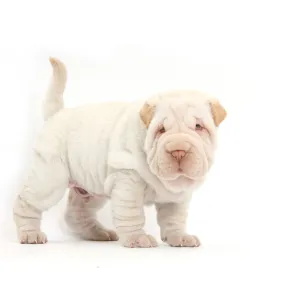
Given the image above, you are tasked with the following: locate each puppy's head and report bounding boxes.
[140,90,226,193]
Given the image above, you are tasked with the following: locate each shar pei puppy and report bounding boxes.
[13,58,226,247]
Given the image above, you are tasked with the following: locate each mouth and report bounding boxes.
[166,175,195,188]
[158,169,192,181]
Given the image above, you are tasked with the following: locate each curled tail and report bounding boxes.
[43,57,67,121]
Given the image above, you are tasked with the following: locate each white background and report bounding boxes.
[0,0,299,299]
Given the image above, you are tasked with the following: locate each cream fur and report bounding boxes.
[13,58,226,247]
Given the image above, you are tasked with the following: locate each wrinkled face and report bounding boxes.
[141,91,226,193]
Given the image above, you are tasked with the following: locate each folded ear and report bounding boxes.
[140,103,155,128]
[209,100,227,127]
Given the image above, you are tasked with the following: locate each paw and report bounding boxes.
[19,230,48,244]
[82,226,119,241]
[163,234,200,247]
[122,234,158,248]
[105,229,119,241]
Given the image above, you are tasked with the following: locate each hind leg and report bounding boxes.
[65,188,118,241]
[13,152,69,244]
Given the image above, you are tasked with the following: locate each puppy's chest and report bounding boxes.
[143,186,156,206]
[143,185,186,205]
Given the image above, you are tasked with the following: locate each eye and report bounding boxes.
[159,127,166,134]
[195,124,203,130]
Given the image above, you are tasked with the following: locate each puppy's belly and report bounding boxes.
[69,176,105,197]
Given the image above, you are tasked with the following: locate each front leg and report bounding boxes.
[156,202,200,247]
[110,171,157,248]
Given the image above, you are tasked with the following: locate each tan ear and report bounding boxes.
[210,101,227,126]
[140,103,155,128]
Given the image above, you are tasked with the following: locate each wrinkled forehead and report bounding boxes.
[152,91,213,124]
